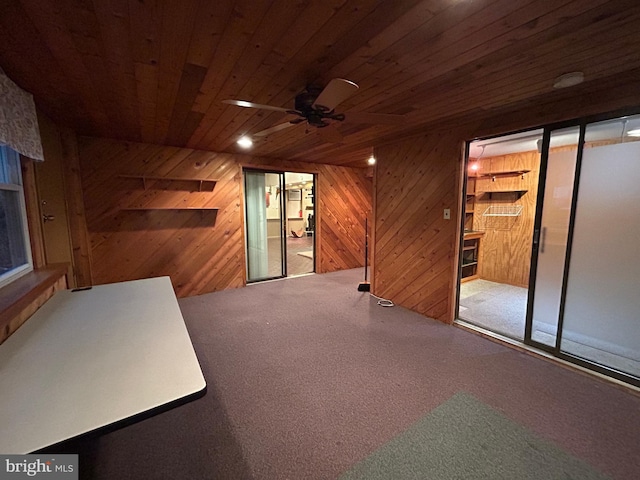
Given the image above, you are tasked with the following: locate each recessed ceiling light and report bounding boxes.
[628,129,640,137]
[367,156,376,165]
[553,72,584,89]
[237,136,253,148]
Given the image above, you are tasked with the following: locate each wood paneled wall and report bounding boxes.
[371,133,637,327]
[233,156,372,273]
[77,137,371,297]
[373,130,462,323]
[370,98,640,326]
[472,151,541,287]
[317,164,372,272]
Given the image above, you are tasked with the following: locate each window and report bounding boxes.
[0,144,32,288]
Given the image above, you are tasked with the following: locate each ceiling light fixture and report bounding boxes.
[237,136,253,148]
[553,72,584,89]
[367,156,376,165]
[469,145,484,173]
[627,129,640,137]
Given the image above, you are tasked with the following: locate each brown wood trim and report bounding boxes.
[370,153,378,292]
[0,263,69,344]
[449,141,466,324]
[310,173,318,275]
[463,231,485,240]
[240,162,321,175]
[314,172,322,274]
[60,129,93,287]
[21,156,46,268]
[237,162,248,286]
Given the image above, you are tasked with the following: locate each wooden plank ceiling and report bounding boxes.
[1,0,639,167]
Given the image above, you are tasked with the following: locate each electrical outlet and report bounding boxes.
[443,208,451,220]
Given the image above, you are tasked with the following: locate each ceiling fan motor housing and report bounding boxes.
[294,87,346,127]
[295,88,322,112]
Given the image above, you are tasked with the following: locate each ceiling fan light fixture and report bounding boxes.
[553,72,584,89]
[237,136,253,148]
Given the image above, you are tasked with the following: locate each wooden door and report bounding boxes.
[34,130,75,287]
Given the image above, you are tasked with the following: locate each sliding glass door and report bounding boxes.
[244,169,316,283]
[526,126,580,349]
[525,113,640,384]
[244,170,286,282]
[559,117,640,379]
[459,111,640,385]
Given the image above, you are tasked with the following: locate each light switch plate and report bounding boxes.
[444,208,451,220]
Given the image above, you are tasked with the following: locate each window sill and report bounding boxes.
[0,263,70,345]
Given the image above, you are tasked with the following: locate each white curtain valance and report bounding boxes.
[0,72,44,161]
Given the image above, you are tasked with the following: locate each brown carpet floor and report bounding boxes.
[57,269,640,479]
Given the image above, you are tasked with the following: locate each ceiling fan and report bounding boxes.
[222,78,405,143]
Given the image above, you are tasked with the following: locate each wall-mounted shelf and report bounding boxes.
[480,189,527,198]
[461,233,483,282]
[122,207,219,211]
[465,181,477,230]
[120,207,219,227]
[472,169,531,180]
[463,231,484,240]
[119,174,217,192]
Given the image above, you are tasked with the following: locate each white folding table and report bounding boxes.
[0,276,206,454]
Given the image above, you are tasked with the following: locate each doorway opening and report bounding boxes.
[244,169,315,283]
[459,128,543,341]
[457,113,640,386]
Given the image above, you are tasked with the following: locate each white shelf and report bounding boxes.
[482,205,523,217]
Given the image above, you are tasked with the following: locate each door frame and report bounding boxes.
[284,171,317,277]
[242,167,317,283]
[243,168,287,283]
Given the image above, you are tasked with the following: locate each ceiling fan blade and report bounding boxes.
[346,111,406,126]
[222,99,292,113]
[254,122,298,137]
[317,124,343,144]
[312,78,359,111]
